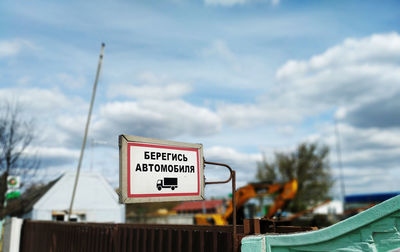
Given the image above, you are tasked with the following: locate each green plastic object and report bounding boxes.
[6,191,20,200]
[241,195,400,252]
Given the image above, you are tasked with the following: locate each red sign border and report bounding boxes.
[127,142,200,198]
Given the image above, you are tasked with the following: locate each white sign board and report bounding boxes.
[119,135,204,203]
[7,176,20,189]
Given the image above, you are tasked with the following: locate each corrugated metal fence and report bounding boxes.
[20,221,244,252]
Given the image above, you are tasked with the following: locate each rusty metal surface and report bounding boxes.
[204,161,233,185]
[243,218,317,235]
[20,221,244,252]
[204,160,238,252]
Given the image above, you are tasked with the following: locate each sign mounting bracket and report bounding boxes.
[204,160,238,252]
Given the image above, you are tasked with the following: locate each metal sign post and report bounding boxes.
[204,160,237,252]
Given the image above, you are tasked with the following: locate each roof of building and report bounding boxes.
[345,192,400,204]
[173,199,224,212]
[34,171,121,211]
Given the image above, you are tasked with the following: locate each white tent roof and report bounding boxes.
[34,171,121,211]
[313,200,344,215]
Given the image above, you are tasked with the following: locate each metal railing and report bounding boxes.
[20,220,244,252]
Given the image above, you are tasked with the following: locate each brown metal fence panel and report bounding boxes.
[20,221,244,252]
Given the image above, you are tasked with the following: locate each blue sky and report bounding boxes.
[1,0,400,198]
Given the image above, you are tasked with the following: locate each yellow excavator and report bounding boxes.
[194,179,298,225]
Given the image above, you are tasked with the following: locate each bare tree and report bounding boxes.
[0,102,39,218]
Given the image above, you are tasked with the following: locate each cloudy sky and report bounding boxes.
[1,0,400,199]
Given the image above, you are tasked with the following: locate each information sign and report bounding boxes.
[119,135,204,203]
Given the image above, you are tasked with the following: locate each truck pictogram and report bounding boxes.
[157,177,178,191]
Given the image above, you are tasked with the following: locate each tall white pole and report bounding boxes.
[334,118,346,204]
[68,43,105,221]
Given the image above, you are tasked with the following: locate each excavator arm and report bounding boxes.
[194,179,298,225]
[265,179,298,219]
[223,184,259,221]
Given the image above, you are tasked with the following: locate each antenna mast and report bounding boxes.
[68,43,105,221]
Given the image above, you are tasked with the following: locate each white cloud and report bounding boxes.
[0,39,36,58]
[0,87,89,151]
[338,124,400,149]
[53,115,87,146]
[202,40,235,63]
[306,121,400,195]
[201,40,241,71]
[34,146,79,165]
[0,87,86,114]
[335,107,347,120]
[274,33,400,107]
[277,125,295,135]
[277,33,400,79]
[218,32,400,129]
[217,102,303,128]
[107,72,193,100]
[203,146,262,196]
[232,30,400,197]
[16,76,32,85]
[108,82,192,100]
[137,72,165,84]
[205,0,249,6]
[271,0,280,5]
[317,123,400,154]
[205,146,261,167]
[91,100,222,142]
[56,73,87,89]
[333,166,400,195]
